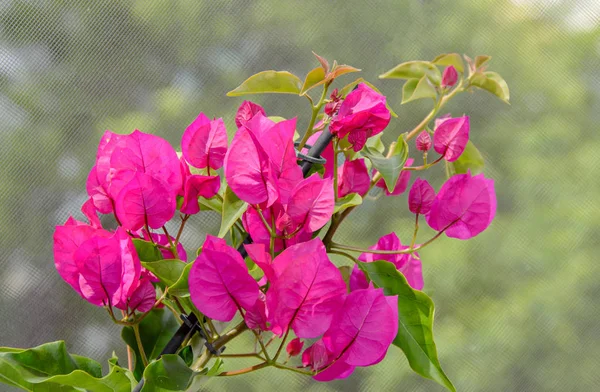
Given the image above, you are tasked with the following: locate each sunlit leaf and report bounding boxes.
[141,259,186,287]
[402,76,437,104]
[470,71,510,103]
[452,140,485,174]
[133,239,163,262]
[474,55,491,69]
[300,67,327,95]
[227,70,302,96]
[334,193,363,214]
[362,135,409,193]
[218,186,248,238]
[432,53,464,73]
[379,61,442,86]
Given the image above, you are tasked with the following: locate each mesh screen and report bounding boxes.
[1,0,599,391]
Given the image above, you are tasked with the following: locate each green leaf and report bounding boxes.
[0,341,134,391]
[133,239,163,262]
[198,195,222,212]
[205,358,224,377]
[300,67,326,95]
[379,61,442,86]
[432,53,464,73]
[474,55,491,69]
[122,309,180,381]
[365,133,385,154]
[168,261,194,298]
[218,186,248,238]
[358,261,455,392]
[362,135,409,193]
[402,76,437,104]
[141,355,197,392]
[327,64,361,81]
[178,346,193,367]
[452,141,485,174]
[470,71,510,103]
[334,193,363,214]
[338,77,398,118]
[142,259,186,287]
[227,70,302,96]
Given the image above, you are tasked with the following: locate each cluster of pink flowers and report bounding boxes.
[53,81,496,381]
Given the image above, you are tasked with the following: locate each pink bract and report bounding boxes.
[415,131,432,152]
[286,338,304,357]
[337,158,370,197]
[329,83,391,152]
[180,175,220,215]
[408,177,436,215]
[128,278,156,313]
[181,113,228,170]
[235,100,266,128]
[304,131,335,178]
[433,115,470,162]
[267,238,346,338]
[426,171,496,239]
[441,65,458,88]
[286,174,334,232]
[189,235,259,322]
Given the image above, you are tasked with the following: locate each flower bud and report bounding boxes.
[286,337,304,357]
[441,65,458,88]
[415,131,432,152]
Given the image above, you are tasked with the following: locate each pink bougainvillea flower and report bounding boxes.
[74,227,141,309]
[441,65,458,88]
[408,178,435,215]
[245,291,268,331]
[142,231,188,261]
[114,172,176,231]
[426,171,496,239]
[286,338,304,357]
[127,278,156,313]
[433,116,470,162]
[224,128,279,207]
[235,100,266,128]
[375,158,414,196]
[110,129,182,195]
[329,83,391,152]
[181,113,228,170]
[244,243,274,281]
[337,158,370,197]
[349,264,369,292]
[304,131,335,178]
[286,174,334,232]
[267,238,346,338]
[53,217,112,295]
[180,175,220,215]
[308,288,398,381]
[356,232,424,290]
[86,165,113,214]
[81,198,101,229]
[415,131,432,152]
[189,235,259,322]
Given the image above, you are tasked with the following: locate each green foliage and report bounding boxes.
[0,342,134,391]
[142,259,186,287]
[227,70,303,96]
[362,135,409,193]
[452,140,485,174]
[122,310,180,380]
[168,261,194,298]
[334,193,363,214]
[358,261,455,392]
[141,355,197,392]
[300,67,327,95]
[402,76,437,103]
[133,239,163,262]
[379,61,442,86]
[470,71,510,103]
[218,186,248,238]
[432,53,465,73]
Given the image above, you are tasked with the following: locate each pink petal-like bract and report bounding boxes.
[244,243,274,281]
[235,100,266,128]
[74,227,141,308]
[329,83,391,151]
[86,165,113,214]
[349,264,369,292]
[53,218,112,295]
[181,113,228,170]
[322,288,398,367]
[180,175,220,215]
[357,232,424,290]
[287,174,334,232]
[224,128,279,207]
[338,158,370,198]
[267,238,346,338]
[375,158,414,196]
[302,340,330,371]
[128,278,156,313]
[245,292,268,331]
[426,171,496,239]
[304,131,335,178]
[415,131,432,152]
[115,172,176,231]
[81,198,102,229]
[286,338,304,357]
[110,129,182,194]
[433,116,470,162]
[189,235,259,322]
[408,177,436,215]
[441,65,458,88]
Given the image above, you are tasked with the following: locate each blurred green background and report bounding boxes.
[0,0,598,391]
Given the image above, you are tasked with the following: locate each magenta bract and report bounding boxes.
[128,278,156,313]
[441,65,458,88]
[181,113,228,170]
[415,131,432,152]
[286,338,304,357]
[408,177,436,215]
[305,131,335,178]
[180,175,220,215]
[189,235,259,322]
[426,171,496,239]
[329,83,391,152]
[235,100,266,128]
[434,116,470,162]
[338,158,370,197]
[286,174,334,232]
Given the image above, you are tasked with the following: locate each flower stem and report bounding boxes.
[175,214,189,244]
[192,321,248,371]
[331,228,447,255]
[217,362,269,376]
[332,139,339,201]
[409,213,419,251]
[297,85,330,151]
[133,324,148,367]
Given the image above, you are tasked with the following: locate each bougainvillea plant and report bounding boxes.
[0,53,508,391]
